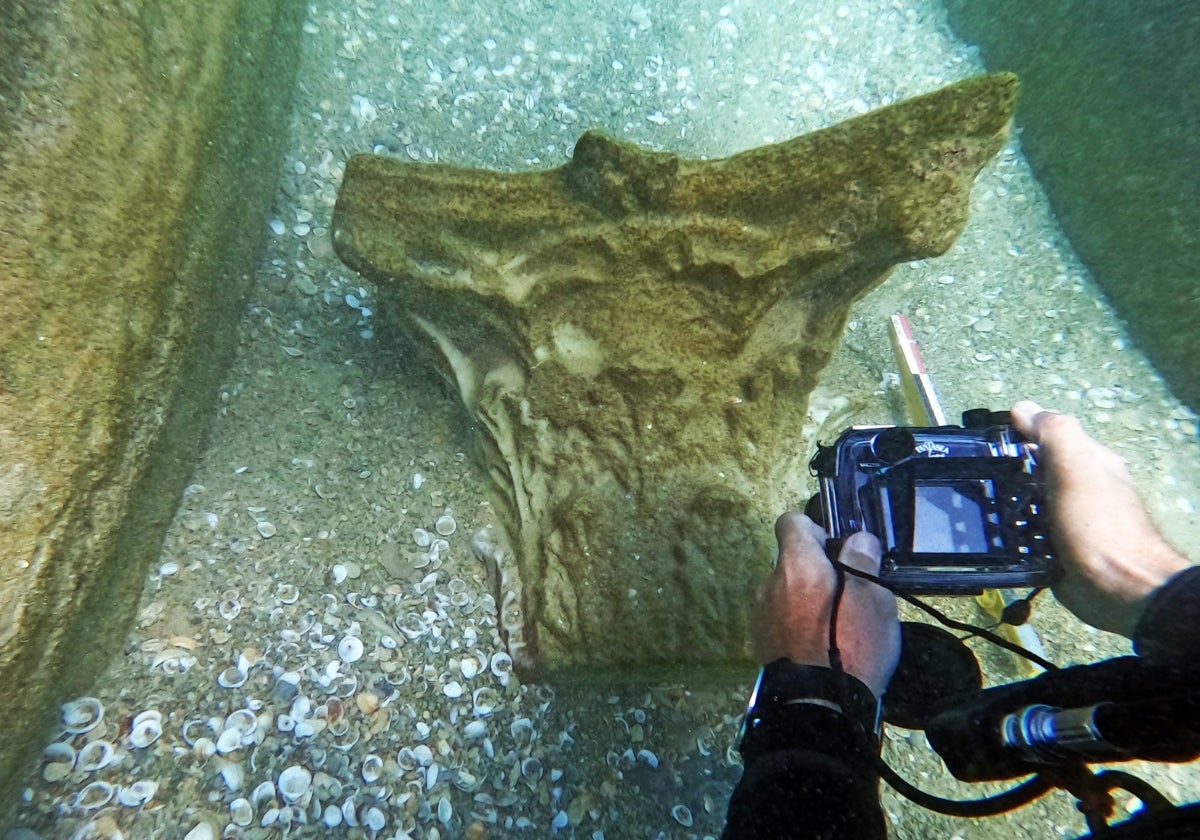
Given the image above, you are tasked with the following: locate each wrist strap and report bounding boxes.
[739,659,882,759]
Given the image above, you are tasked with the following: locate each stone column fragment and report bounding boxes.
[333,73,1017,681]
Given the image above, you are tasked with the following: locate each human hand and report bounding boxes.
[1011,400,1190,637]
[755,512,900,697]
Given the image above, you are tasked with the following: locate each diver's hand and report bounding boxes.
[755,513,900,697]
[1012,401,1190,637]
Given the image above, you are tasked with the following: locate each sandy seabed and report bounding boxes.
[11,0,1200,838]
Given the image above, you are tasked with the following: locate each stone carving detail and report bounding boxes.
[333,74,1017,680]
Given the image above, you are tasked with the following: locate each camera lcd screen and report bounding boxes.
[912,480,992,554]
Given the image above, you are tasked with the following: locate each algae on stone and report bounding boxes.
[333,73,1017,681]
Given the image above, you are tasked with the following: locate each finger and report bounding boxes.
[1011,400,1050,441]
[774,512,827,569]
[837,531,883,576]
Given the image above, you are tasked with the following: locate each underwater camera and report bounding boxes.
[809,408,1059,594]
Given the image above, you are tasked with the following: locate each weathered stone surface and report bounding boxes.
[333,73,1016,681]
[0,0,302,814]
[943,1,1200,409]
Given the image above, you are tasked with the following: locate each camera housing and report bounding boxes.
[810,409,1058,594]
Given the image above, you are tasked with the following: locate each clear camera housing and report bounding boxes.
[810,409,1058,594]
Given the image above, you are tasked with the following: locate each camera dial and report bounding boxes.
[870,427,917,464]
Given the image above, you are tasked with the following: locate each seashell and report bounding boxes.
[256,520,277,538]
[277,765,313,803]
[42,742,75,782]
[396,746,417,770]
[215,728,243,754]
[671,804,694,827]
[463,720,487,739]
[341,797,358,827]
[276,714,296,733]
[331,564,348,585]
[361,753,383,784]
[490,651,513,685]
[414,571,439,595]
[130,710,163,748]
[411,744,434,767]
[442,680,464,700]
[450,590,471,608]
[337,636,364,663]
[322,804,343,827]
[472,686,498,716]
[183,820,217,840]
[438,796,453,825]
[225,708,257,733]
[76,740,116,772]
[380,634,398,650]
[434,514,457,536]
[62,696,104,734]
[412,527,432,547]
[217,597,242,621]
[637,748,660,768]
[117,779,158,807]
[74,780,115,810]
[520,756,543,782]
[217,666,248,689]
[276,583,299,604]
[552,810,569,830]
[459,653,482,680]
[251,779,277,806]
[193,737,217,759]
[219,759,245,791]
[425,762,440,789]
[364,806,387,831]
[510,717,534,744]
[229,797,254,826]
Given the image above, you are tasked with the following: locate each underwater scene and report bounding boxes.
[8,0,1200,838]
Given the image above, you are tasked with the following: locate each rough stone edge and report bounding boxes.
[0,0,305,818]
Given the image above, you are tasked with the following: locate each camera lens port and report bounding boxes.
[870,427,916,464]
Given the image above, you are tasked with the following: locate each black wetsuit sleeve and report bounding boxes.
[1133,565,1200,659]
[721,704,887,840]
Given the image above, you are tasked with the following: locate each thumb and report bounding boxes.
[837,531,882,577]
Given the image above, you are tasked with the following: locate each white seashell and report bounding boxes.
[277,714,296,733]
[337,636,364,663]
[230,797,254,826]
[412,527,432,547]
[472,686,498,716]
[411,744,434,766]
[341,797,358,827]
[76,740,116,772]
[192,737,217,758]
[62,696,104,734]
[225,708,257,734]
[434,514,457,536]
[251,779,277,806]
[425,762,439,789]
[361,753,383,783]
[331,564,348,584]
[215,728,243,754]
[277,765,313,803]
[490,651,513,685]
[437,796,452,825]
[217,666,248,689]
[414,571,438,595]
[463,720,487,739]
[459,653,481,680]
[217,597,242,621]
[364,807,387,831]
[219,759,245,791]
[117,779,158,807]
[42,742,75,782]
[322,804,343,827]
[380,634,398,649]
[256,520,277,538]
[442,680,464,699]
[184,821,217,840]
[129,710,163,749]
[74,780,115,810]
[637,748,659,768]
[552,810,569,830]
[671,804,694,827]
[276,583,299,604]
[396,746,417,770]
